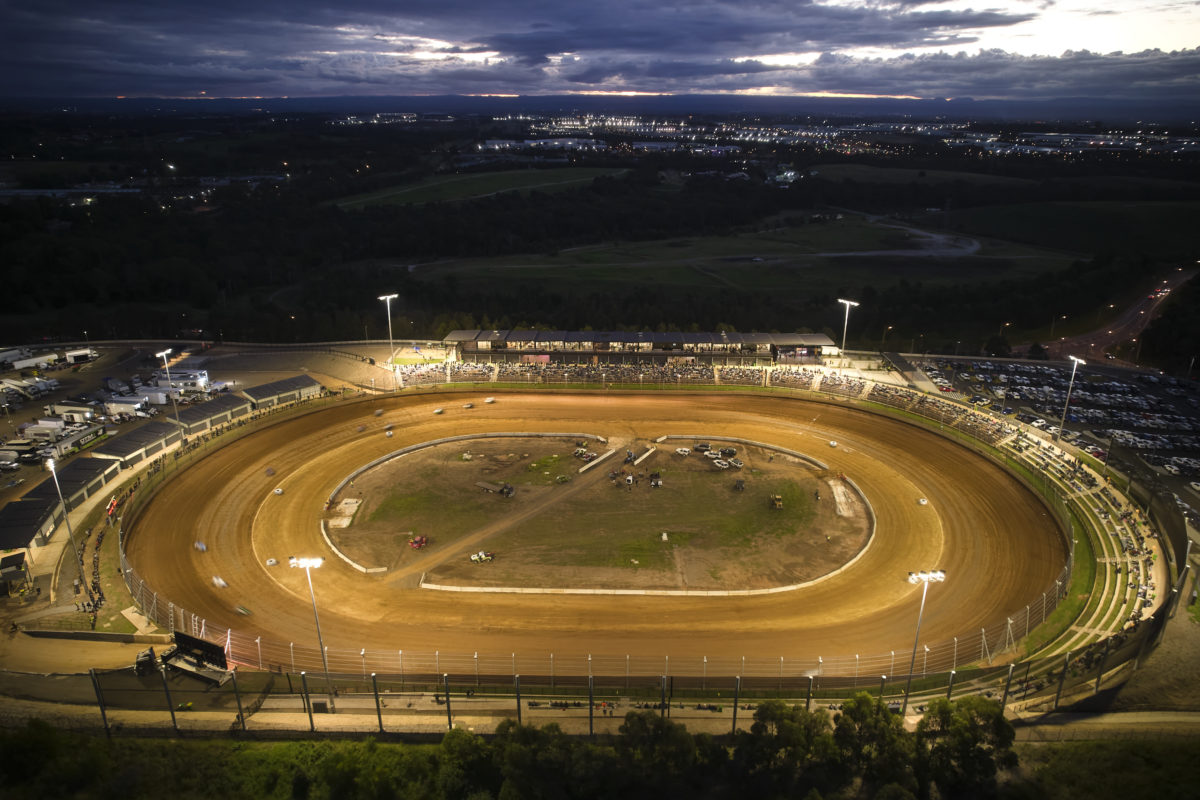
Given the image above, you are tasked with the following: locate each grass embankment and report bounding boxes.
[334,167,628,209]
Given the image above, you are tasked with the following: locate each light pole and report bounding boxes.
[902,569,945,714]
[378,293,398,391]
[838,298,860,360]
[290,557,336,709]
[1049,314,1066,339]
[155,348,181,429]
[998,321,1011,339]
[47,458,93,605]
[880,325,893,353]
[1055,355,1084,442]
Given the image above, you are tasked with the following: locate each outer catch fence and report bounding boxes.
[114,374,1182,702]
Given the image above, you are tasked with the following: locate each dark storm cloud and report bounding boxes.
[0,0,1192,102]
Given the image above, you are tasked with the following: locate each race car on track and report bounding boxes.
[470,551,495,563]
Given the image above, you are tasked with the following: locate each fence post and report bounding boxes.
[474,652,479,686]
[444,674,453,731]
[372,673,384,733]
[806,675,813,711]
[660,676,666,719]
[550,653,554,689]
[231,669,247,732]
[626,654,629,689]
[947,670,956,700]
[515,675,522,725]
[256,637,262,670]
[588,675,594,737]
[89,668,111,739]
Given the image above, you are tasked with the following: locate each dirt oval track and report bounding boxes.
[125,391,1066,673]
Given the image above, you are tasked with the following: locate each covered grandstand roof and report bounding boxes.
[240,374,323,404]
[91,421,183,463]
[0,496,58,550]
[443,330,834,347]
[172,393,253,432]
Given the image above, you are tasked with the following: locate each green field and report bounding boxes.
[339,439,863,589]
[334,167,629,209]
[811,163,1037,187]
[406,213,1073,296]
[919,200,1200,259]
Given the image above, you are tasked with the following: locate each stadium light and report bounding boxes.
[47,458,93,605]
[378,294,399,391]
[155,348,181,429]
[1055,355,1085,442]
[837,298,860,358]
[289,556,336,709]
[902,569,945,713]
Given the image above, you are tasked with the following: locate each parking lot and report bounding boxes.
[917,357,1200,526]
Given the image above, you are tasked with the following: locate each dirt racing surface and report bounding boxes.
[123,391,1066,672]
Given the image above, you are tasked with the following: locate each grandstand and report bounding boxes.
[444,330,835,366]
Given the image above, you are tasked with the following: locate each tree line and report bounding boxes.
[0,693,1021,800]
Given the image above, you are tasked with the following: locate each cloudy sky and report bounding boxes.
[1,0,1197,102]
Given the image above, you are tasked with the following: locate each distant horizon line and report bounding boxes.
[1,92,1194,124]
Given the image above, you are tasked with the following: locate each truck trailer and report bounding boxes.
[65,348,99,364]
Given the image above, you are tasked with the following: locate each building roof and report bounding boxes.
[240,374,322,401]
[173,393,253,426]
[0,496,56,550]
[22,458,114,505]
[442,330,835,347]
[91,421,182,460]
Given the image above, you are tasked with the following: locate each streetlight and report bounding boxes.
[1055,355,1084,442]
[998,321,1011,339]
[838,298,860,359]
[880,325,894,353]
[902,569,946,713]
[378,294,398,391]
[47,458,93,605]
[155,349,181,429]
[289,557,336,709]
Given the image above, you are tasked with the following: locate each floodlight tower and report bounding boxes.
[902,569,946,713]
[155,348,181,428]
[1056,355,1085,442]
[378,293,398,391]
[838,298,860,360]
[47,458,93,605]
[290,557,336,709]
